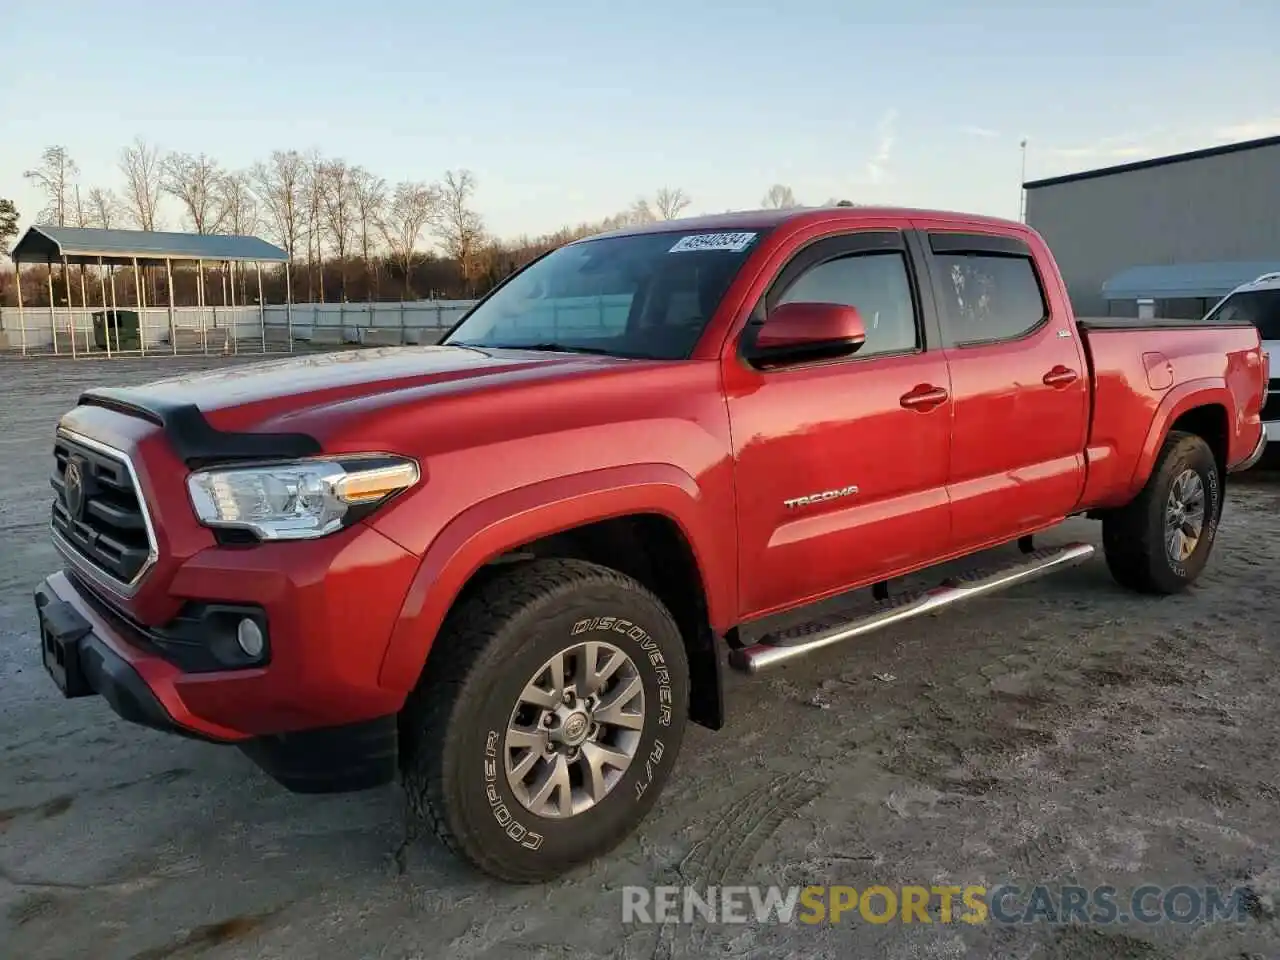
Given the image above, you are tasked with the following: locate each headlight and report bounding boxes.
[186,456,420,541]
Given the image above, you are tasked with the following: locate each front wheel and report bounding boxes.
[1102,430,1223,594]
[400,558,689,883]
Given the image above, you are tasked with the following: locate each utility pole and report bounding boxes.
[1019,138,1029,222]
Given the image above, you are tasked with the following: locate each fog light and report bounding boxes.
[236,618,265,659]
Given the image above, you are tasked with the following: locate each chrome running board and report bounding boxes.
[728,542,1096,674]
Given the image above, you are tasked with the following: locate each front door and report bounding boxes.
[913,224,1089,551]
[725,229,954,619]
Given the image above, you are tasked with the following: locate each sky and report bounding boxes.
[4,0,1280,246]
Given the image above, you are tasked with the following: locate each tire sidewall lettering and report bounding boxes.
[1165,449,1221,580]
[484,729,544,850]
[570,615,674,728]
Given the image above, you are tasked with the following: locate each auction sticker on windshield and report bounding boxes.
[668,232,757,254]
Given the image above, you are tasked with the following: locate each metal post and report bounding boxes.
[62,255,78,358]
[197,259,207,354]
[78,261,90,354]
[47,266,59,355]
[256,262,266,352]
[227,261,238,354]
[97,257,108,356]
[15,262,26,357]
[165,258,177,355]
[285,259,294,353]
[133,257,147,357]
[1019,138,1028,223]
[108,265,119,356]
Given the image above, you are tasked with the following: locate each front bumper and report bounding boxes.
[34,517,420,792]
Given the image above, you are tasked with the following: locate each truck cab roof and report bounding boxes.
[585,204,1027,243]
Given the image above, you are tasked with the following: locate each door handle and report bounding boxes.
[899,384,950,411]
[1042,366,1079,387]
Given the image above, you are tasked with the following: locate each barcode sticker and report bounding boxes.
[668,232,758,254]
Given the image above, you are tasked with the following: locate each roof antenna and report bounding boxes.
[835,200,854,207]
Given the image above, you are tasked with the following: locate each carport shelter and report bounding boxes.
[7,225,290,356]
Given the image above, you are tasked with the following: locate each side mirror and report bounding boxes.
[746,301,866,366]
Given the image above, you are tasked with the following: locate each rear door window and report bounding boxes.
[932,252,1048,346]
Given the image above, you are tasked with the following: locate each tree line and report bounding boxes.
[2,141,818,309]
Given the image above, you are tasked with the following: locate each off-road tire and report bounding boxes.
[1102,430,1223,594]
[399,558,689,883]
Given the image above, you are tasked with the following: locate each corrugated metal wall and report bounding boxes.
[1025,141,1280,316]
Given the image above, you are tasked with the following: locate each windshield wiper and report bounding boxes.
[497,342,624,357]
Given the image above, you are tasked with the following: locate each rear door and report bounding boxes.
[913,225,1089,552]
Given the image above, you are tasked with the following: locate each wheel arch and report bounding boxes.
[379,464,734,730]
[1129,381,1234,497]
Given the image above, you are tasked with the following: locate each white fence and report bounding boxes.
[273,300,478,346]
[0,300,480,355]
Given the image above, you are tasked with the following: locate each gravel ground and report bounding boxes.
[2,355,1279,960]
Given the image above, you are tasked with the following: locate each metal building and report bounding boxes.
[1023,134,1280,318]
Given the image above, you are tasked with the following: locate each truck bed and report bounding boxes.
[1078,320,1266,509]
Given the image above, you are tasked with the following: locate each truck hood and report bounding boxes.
[75,345,641,449]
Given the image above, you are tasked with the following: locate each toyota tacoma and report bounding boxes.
[34,205,1269,882]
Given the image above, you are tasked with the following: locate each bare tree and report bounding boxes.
[380,180,440,298]
[162,151,226,234]
[119,137,163,230]
[351,167,387,297]
[433,169,486,291]
[23,146,79,226]
[317,159,359,300]
[69,186,93,228]
[219,172,259,235]
[626,198,657,224]
[86,188,121,229]
[653,187,691,220]
[761,184,800,209]
[0,198,18,249]
[249,150,306,259]
[301,151,326,301]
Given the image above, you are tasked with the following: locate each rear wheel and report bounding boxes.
[400,558,689,883]
[1102,430,1223,594]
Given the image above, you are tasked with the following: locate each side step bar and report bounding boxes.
[728,542,1096,674]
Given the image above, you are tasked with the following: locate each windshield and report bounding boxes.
[1204,288,1280,341]
[443,228,769,360]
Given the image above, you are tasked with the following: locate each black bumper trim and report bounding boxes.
[237,715,399,794]
[34,578,215,741]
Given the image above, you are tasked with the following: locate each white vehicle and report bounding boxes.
[1205,272,1279,449]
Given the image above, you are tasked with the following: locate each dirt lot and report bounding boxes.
[2,355,1280,960]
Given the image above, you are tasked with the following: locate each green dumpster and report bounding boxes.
[92,310,141,351]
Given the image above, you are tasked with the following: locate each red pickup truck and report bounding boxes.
[34,206,1268,882]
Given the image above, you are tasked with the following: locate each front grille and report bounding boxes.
[50,433,154,587]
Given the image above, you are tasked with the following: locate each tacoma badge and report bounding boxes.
[783,485,860,509]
